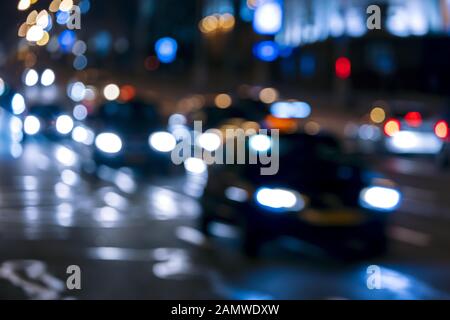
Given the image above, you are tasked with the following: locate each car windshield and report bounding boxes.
[29,105,62,118]
[212,133,362,199]
[277,133,342,162]
[193,103,267,129]
[95,101,161,131]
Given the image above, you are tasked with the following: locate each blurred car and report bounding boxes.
[188,98,314,153]
[357,100,444,156]
[183,98,269,153]
[23,104,74,139]
[189,98,269,130]
[384,112,443,155]
[199,132,401,258]
[76,99,176,172]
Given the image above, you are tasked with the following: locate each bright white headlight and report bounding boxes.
[10,116,23,133]
[386,131,443,155]
[360,186,401,211]
[12,93,26,115]
[184,157,207,174]
[255,187,305,212]
[41,69,56,87]
[72,126,94,145]
[24,116,41,135]
[55,146,77,167]
[24,69,39,87]
[197,132,221,152]
[95,133,123,154]
[149,131,177,153]
[56,115,74,135]
[250,134,271,152]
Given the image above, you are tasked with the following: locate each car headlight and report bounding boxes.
[95,133,123,154]
[149,131,177,152]
[56,115,74,135]
[255,187,305,212]
[184,157,207,174]
[197,132,221,152]
[249,134,271,152]
[72,126,95,145]
[359,186,401,212]
[24,115,41,135]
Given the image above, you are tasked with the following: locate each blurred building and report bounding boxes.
[276,0,450,47]
[2,0,449,96]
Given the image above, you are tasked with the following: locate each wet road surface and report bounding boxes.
[0,114,450,299]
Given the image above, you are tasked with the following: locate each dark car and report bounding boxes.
[186,98,270,153]
[78,99,176,172]
[189,98,269,131]
[199,132,401,258]
[356,100,444,156]
[0,86,16,113]
[23,104,73,139]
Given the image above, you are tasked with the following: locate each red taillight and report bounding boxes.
[120,85,136,102]
[404,112,422,127]
[435,120,449,139]
[335,57,351,80]
[384,119,401,137]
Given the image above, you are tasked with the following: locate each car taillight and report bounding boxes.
[384,119,401,137]
[435,120,449,139]
[404,112,422,127]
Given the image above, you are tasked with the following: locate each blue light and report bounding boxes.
[253,41,279,62]
[155,37,178,64]
[58,30,76,53]
[253,0,283,35]
[386,7,410,37]
[377,57,395,75]
[79,0,91,14]
[270,101,312,119]
[367,45,396,76]
[278,45,293,58]
[56,10,70,25]
[73,55,88,70]
[346,9,367,37]
[240,2,254,22]
[94,31,112,56]
[300,54,316,77]
[230,289,273,300]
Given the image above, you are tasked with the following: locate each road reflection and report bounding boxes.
[1,111,450,300]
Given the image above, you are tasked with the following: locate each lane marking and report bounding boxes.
[388,226,431,247]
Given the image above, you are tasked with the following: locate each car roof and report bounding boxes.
[94,100,163,130]
[29,104,64,115]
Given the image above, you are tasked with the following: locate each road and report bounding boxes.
[0,116,449,299]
